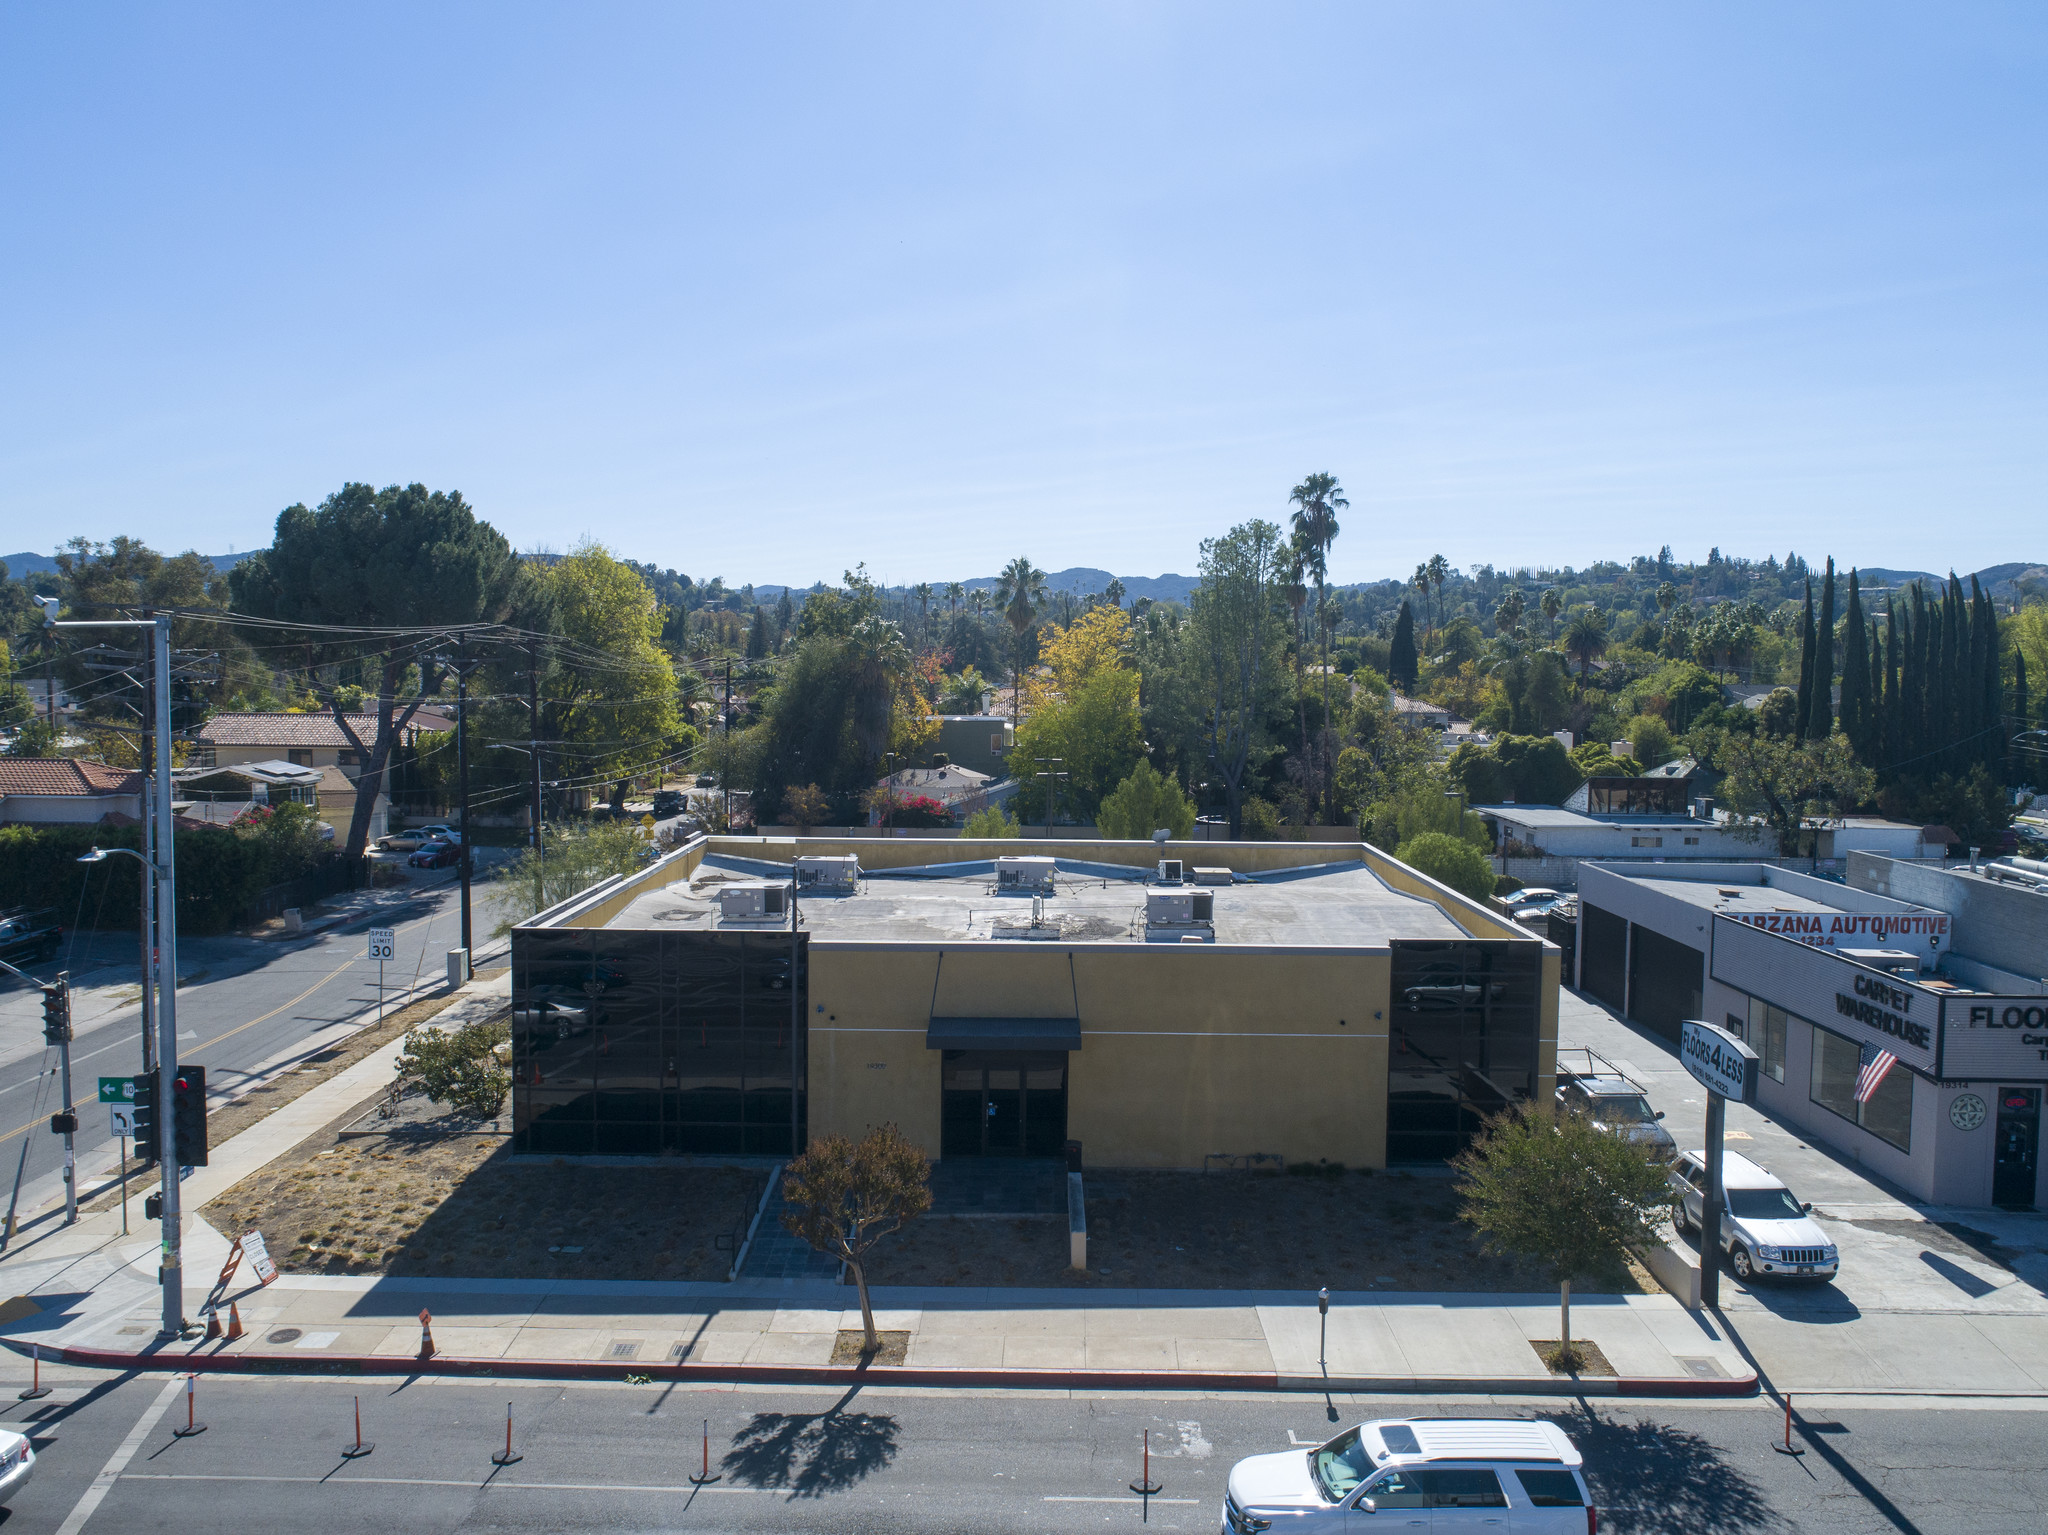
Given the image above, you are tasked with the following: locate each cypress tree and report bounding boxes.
[1841,570,1869,755]
[2015,648,2030,782]
[1904,585,1927,767]
[1939,577,1962,769]
[1807,558,1836,739]
[1389,600,1419,691]
[1977,583,2001,769]
[1794,579,1816,741]
[1882,597,1901,767]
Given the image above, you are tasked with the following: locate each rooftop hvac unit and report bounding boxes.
[1145,889,1214,927]
[794,854,859,893]
[994,856,1056,893]
[717,883,789,921]
[1156,859,1184,884]
[1191,866,1233,886]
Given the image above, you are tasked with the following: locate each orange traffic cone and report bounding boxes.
[204,1308,223,1342]
[226,1303,245,1341]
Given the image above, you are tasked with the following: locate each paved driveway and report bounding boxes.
[1557,988,2048,1322]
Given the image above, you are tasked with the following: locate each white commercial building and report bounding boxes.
[1575,861,2045,1209]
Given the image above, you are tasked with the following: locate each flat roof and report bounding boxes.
[1476,805,1705,830]
[604,856,1467,947]
[1617,877,1848,919]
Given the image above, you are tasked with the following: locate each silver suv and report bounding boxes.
[1671,1148,1839,1283]
[1224,1417,1593,1533]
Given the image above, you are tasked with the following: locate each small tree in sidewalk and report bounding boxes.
[1453,1102,1669,1370]
[781,1124,932,1353]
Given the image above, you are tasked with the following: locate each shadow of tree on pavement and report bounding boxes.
[1541,1405,1785,1534]
[720,1386,899,1498]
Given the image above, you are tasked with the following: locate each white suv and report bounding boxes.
[1670,1148,1839,1283]
[1224,1417,1593,1533]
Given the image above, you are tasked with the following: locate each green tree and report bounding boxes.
[1394,831,1496,902]
[1806,558,1836,739]
[1455,1103,1670,1370]
[491,820,651,933]
[961,803,1023,837]
[1706,727,1875,853]
[1622,714,1675,768]
[533,542,689,809]
[781,1124,932,1352]
[230,483,516,859]
[783,782,829,832]
[1191,520,1285,835]
[1448,734,1583,806]
[395,1015,511,1120]
[1539,587,1563,635]
[1095,760,1197,840]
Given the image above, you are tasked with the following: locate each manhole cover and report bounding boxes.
[266,1328,302,1345]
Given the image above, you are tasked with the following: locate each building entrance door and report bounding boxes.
[940,1050,1067,1158]
[1993,1088,2040,1209]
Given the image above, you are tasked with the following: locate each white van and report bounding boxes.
[1224,1417,1592,1532]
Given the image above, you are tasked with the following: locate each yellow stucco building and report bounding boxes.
[511,837,1559,1169]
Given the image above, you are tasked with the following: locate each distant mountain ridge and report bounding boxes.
[2,549,256,579]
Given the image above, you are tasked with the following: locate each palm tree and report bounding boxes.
[1425,553,1451,634]
[1540,587,1563,636]
[1288,471,1347,821]
[1103,577,1125,609]
[847,614,913,767]
[945,581,964,618]
[993,557,1048,724]
[912,583,933,647]
[1413,563,1432,645]
[1562,607,1609,682]
[1283,537,1311,782]
[969,587,991,618]
[1494,589,1525,635]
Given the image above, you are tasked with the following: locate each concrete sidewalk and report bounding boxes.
[13,1273,1755,1397]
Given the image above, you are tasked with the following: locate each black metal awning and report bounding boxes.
[926,1016,1081,1052]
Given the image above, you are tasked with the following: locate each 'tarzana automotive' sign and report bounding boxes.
[1725,909,1949,954]
[1681,1019,1760,1104]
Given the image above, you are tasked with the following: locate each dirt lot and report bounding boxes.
[203,1129,767,1282]
[860,1169,1657,1293]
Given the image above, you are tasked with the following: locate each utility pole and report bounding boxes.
[1033,757,1067,838]
[723,658,734,832]
[525,638,543,855]
[453,636,481,978]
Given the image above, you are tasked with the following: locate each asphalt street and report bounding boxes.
[0,858,513,1237]
[0,1369,2037,1534]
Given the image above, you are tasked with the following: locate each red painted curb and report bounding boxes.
[10,1340,1758,1396]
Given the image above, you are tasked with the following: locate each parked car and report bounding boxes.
[1557,1073,1676,1156]
[378,822,463,852]
[1508,887,1565,922]
[0,908,62,970]
[0,1426,35,1502]
[1670,1149,1839,1283]
[1224,1418,1591,1533]
[408,840,462,869]
[652,789,686,818]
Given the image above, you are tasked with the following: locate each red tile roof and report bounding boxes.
[196,709,454,747]
[0,759,143,797]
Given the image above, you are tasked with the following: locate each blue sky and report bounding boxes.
[3,4,2042,586]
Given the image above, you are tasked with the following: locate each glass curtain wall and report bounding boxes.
[512,928,806,1156]
[1386,941,1542,1163]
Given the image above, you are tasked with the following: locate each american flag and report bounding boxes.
[1854,1045,1899,1104]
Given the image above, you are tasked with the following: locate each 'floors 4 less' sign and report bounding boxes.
[1681,1019,1759,1104]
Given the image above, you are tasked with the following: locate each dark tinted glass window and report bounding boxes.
[1420,1469,1507,1508]
[1516,1470,1584,1507]
[1361,1470,1427,1509]
[1377,1424,1421,1455]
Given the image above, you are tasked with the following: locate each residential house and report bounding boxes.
[0,758,144,825]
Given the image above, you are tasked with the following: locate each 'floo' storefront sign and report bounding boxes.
[1680,1019,1759,1103]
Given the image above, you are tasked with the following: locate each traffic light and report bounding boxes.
[143,1192,162,1221]
[40,979,69,1045]
[131,1074,159,1165]
[171,1065,207,1168]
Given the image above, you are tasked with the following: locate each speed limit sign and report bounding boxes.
[367,928,396,962]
